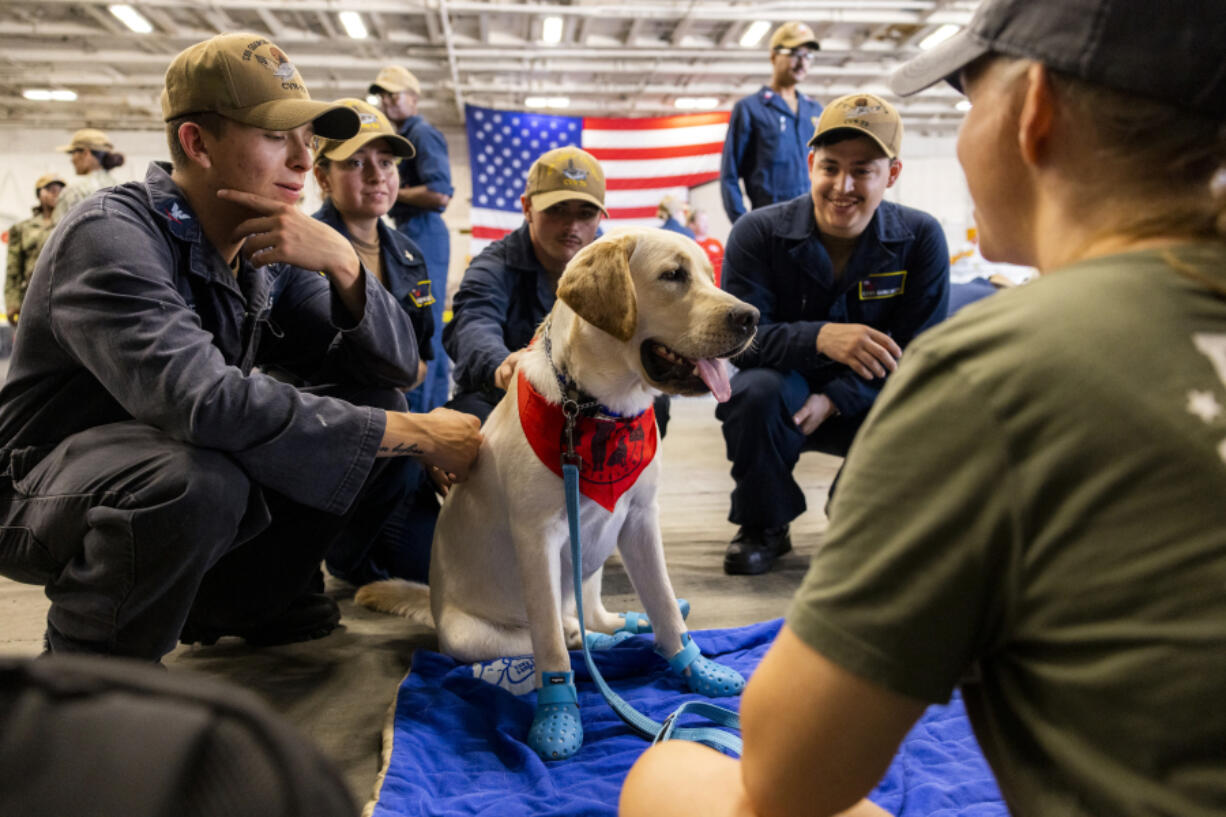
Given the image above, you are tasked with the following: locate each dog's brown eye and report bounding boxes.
[660,267,687,283]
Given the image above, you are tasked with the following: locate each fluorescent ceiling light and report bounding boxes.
[918,24,960,51]
[339,11,368,39]
[542,16,564,44]
[740,20,771,48]
[674,97,719,110]
[525,96,570,109]
[108,4,153,34]
[955,99,972,112]
[23,89,78,102]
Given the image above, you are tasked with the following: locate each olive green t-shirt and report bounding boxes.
[788,244,1226,816]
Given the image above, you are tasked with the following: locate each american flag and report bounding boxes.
[465,104,730,255]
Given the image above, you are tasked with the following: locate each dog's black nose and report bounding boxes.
[727,304,760,337]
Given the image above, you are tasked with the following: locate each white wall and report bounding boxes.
[889,136,977,258]
[0,127,977,303]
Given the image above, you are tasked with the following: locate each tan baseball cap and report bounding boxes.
[34,173,66,194]
[808,93,903,159]
[369,66,421,97]
[314,98,415,163]
[524,146,607,214]
[160,33,359,140]
[769,21,820,51]
[56,129,113,153]
[658,195,687,219]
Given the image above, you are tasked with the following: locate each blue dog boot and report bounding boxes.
[584,630,636,650]
[616,598,691,635]
[528,671,583,760]
[660,633,745,698]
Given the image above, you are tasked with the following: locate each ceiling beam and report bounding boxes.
[79,5,128,37]
[15,0,971,27]
[199,7,237,34]
[315,10,338,39]
[436,0,466,119]
[0,40,903,68]
[255,8,286,38]
[139,6,180,37]
[670,15,694,47]
[0,1,974,135]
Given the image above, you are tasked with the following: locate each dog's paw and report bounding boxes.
[615,599,692,635]
[584,630,635,650]
[528,671,583,761]
[353,579,432,625]
[680,655,746,697]
[659,633,746,698]
[563,617,583,649]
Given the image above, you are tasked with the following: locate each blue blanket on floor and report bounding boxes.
[372,620,1005,817]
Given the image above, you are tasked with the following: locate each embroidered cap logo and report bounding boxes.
[563,160,588,183]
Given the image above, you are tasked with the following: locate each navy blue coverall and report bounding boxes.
[391,114,455,414]
[720,87,824,224]
[313,200,440,585]
[0,163,420,659]
[718,195,950,529]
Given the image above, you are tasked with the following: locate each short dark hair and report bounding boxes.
[166,112,229,169]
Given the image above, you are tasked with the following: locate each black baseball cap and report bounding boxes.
[889,0,1226,117]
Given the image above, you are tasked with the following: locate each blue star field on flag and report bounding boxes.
[465,105,582,214]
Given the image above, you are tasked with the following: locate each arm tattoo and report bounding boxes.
[379,442,425,456]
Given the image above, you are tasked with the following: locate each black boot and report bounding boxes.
[180,592,340,647]
[723,525,792,575]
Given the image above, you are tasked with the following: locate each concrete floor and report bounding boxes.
[0,393,839,810]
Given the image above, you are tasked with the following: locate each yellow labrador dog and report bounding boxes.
[357,228,758,759]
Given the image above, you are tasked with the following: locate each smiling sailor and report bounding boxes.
[715,92,951,576]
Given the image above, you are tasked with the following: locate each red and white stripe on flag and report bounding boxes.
[467,109,729,257]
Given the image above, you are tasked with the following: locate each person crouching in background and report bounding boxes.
[312,97,445,586]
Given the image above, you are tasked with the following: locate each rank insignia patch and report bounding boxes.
[409,278,436,308]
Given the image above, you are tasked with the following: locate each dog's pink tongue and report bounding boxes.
[695,358,731,403]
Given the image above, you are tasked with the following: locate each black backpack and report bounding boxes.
[0,655,356,817]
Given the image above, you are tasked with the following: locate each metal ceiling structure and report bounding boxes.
[0,0,979,135]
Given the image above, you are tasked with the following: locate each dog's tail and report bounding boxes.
[354,579,433,627]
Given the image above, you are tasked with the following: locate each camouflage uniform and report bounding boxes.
[51,169,119,225]
[5,209,54,317]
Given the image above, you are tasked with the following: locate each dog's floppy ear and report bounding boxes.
[557,235,637,342]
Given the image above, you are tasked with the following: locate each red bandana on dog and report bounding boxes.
[517,370,657,512]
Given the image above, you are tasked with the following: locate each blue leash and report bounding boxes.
[561,399,742,755]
